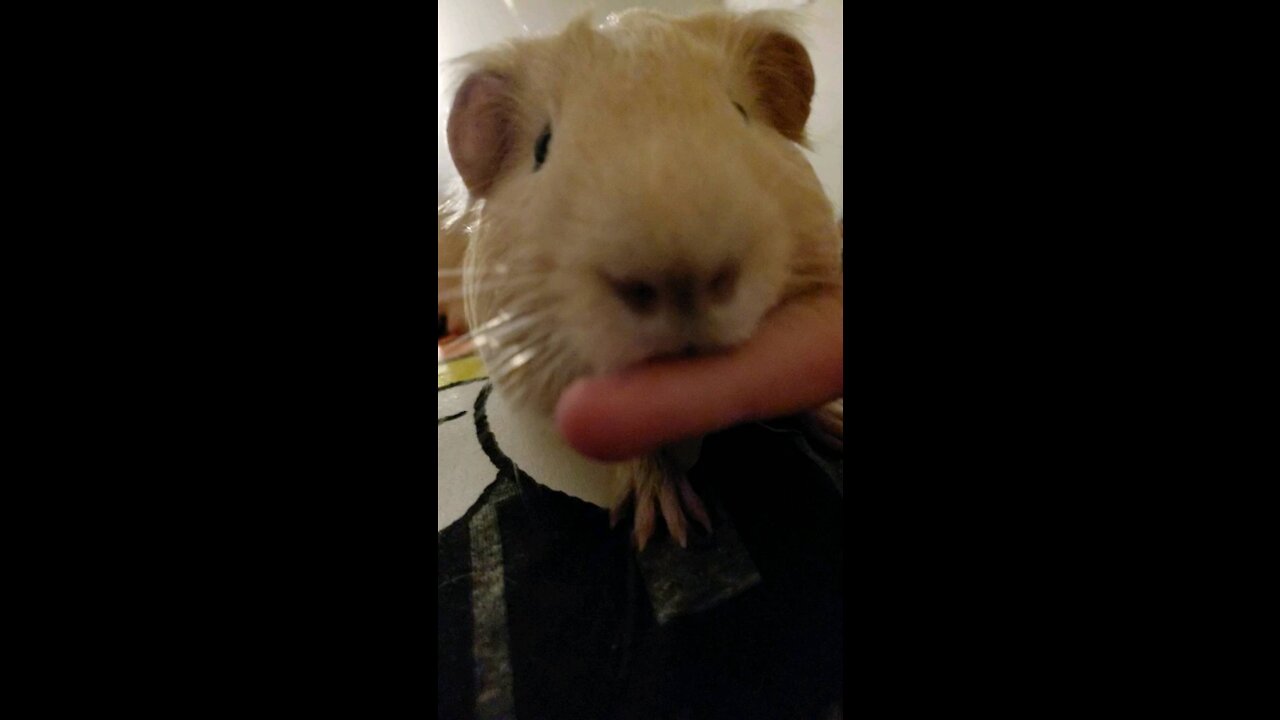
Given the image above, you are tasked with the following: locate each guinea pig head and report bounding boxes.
[446,11,840,413]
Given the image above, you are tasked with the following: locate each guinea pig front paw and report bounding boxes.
[610,456,712,551]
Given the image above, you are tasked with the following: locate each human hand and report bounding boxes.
[554,286,843,462]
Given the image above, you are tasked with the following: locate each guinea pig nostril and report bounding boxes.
[608,277,658,314]
[708,265,740,303]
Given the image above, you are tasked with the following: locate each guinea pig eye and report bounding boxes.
[533,125,551,171]
[733,102,748,122]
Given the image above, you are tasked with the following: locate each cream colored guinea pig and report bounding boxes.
[444,8,842,549]
[437,198,469,337]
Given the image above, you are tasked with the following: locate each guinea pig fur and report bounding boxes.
[437,198,470,337]
[444,8,842,417]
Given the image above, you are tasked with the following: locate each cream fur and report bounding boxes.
[447,9,841,415]
[437,195,470,335]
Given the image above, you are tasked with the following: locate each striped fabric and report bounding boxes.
[438,379,844,719]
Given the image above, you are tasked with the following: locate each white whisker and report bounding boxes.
[437,277,540,304]
[437,264,523,279]
[438,308,552,355]
[489,344,541,378]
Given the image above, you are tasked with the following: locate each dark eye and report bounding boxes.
[534,125,551,171]
[733,102,748,122]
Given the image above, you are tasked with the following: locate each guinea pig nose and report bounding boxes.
[707,264,740,304]
[608,277,658,315]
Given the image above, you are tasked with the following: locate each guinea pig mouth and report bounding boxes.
[646,342,733,364]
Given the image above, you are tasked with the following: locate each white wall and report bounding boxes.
[438,0,842,215]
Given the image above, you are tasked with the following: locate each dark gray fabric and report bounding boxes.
[437,385,843,719]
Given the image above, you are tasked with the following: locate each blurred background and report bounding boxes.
[437,0,843,216]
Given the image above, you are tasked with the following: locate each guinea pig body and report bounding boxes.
[448,9,840,414]
[445,9,841,548]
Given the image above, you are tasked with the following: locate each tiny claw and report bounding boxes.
[634,526,652,552]
[610,483,635,530]
[658,480,688,548]
[676,477,713,536]
[633,492,656,551]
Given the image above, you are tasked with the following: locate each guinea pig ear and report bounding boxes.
[746,29,816,144]
[447,72,516,197]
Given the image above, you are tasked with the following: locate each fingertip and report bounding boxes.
[552,376,655,458]
[554,377,631,461]
[554,377,587,424]
[554,377,591,445]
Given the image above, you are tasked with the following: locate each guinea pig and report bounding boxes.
[444,8,842,549]
[437,197,469,338]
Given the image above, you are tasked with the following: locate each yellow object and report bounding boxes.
[437,354,488,387]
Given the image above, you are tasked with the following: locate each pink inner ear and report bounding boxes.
[751,32,815,144]
[447,72,513,197]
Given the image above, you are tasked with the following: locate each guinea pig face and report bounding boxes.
[448,11,838,412]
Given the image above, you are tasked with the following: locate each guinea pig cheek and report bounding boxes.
[706,276,775,349]
[562,289,654,374]
[548,278,617,375]
[720,238,792,342]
